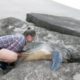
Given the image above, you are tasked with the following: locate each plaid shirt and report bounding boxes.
[0,33,26,52]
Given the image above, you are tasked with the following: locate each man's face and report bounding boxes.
[23,26,36,42]
[24,27,36,42]
[26,33,35,42]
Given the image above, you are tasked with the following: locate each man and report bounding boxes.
[0,27,61,72]
[0,26,79,72]
[0,26,36,70]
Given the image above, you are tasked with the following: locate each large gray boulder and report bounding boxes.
[1,26,80,80]
[27,13,80,37]
[0,17,80,80]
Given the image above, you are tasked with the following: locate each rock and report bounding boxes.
[0,17,35,36]
[0,17,80,80]
[0,17,26,35]
[27,13,80,37]
[1,62,80,80]
[73,73,80,80]
[1,61,54,80]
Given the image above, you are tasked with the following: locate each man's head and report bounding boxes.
[23,26,36,42]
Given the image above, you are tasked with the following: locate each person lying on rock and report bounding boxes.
[0,26,36,71]
[0,26,79,72]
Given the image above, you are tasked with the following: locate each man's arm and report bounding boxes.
[7,33,26,52]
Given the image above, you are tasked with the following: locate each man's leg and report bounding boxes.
[0,49,18,63]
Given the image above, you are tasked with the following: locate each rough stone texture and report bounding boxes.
[0,17,35,36]
[27,13,80,37]
[0,17,80,80]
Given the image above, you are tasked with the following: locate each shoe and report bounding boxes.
[51,50,63,71]
[0,61,8,70]
[0,61,15,74]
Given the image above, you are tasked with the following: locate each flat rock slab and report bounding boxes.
[27,13,80,37]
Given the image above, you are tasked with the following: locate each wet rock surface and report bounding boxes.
[0,17,80,80]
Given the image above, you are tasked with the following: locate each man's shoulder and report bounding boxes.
[14,33,24,38]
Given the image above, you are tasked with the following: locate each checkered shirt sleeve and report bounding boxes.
[0,34,26,52]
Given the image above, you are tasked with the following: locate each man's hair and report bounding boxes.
[23,30,36,37]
